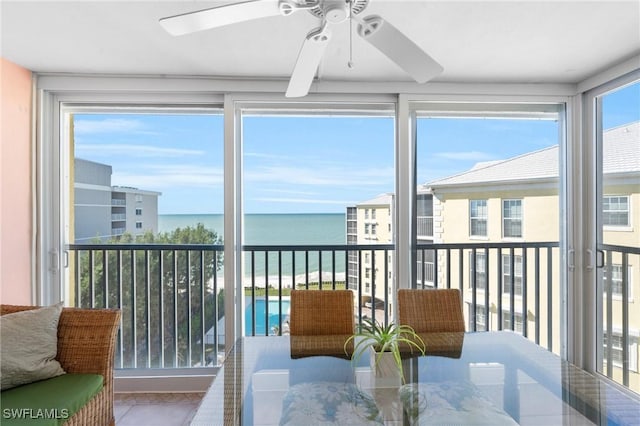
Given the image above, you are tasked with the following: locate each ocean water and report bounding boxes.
[158,213,347,278]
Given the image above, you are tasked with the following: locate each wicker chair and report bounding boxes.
[289,290,354,336]
[0,305,121,426]
[397,289,465,333]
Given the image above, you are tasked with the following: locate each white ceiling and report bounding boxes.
[1,1,639,86]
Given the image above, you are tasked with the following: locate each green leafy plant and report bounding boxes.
[344,318,426,382]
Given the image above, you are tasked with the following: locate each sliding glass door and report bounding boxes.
[238,104,396,333]
[61,107,225,369]
[595,80,640,393]
[412,102,566,353]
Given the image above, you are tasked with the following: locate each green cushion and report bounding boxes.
[0,373,103,426]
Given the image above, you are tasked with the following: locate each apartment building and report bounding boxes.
[74,158,161,242]
[347,193,395,311]
[421,121,639,391]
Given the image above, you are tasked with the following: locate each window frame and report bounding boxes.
[469,199,488,238]
[603,332,639,373]
[502,254,524,296]
[502,310,524,333]
[471,304,487,330]
[586,73,640,388]
[502,199,523,239]
[468,251,487,290]
[37,82,579,387]
[603,264,634,301]
[602,195,630,228]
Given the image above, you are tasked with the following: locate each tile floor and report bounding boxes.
[114,393,204,426]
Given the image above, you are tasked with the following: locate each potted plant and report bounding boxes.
[344,318,426,385]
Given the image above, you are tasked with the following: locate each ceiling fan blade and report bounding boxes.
[160,1,282,36]
[358,15,443,83]
[286,26,332,98]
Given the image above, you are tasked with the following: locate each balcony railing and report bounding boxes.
[416,241,559,351]
[67,240,637,387]
[599,243,640,388]
[68,243,224,370]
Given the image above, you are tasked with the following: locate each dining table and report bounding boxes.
[190,331,640,425]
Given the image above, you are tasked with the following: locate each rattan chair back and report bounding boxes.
[1,304,121,426]
[397,288,465,333]
[289,290,354,336]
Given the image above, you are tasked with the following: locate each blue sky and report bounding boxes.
[74,83,638,215]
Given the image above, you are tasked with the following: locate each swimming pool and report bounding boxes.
[245,298,290,336]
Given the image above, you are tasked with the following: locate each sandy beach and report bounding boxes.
[240,271,347,288]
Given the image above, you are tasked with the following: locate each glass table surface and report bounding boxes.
[191,332,640,425]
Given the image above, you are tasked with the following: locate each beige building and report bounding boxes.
[348,122,639,391]
[422,121,639,392]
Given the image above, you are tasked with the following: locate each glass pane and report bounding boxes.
[65,111,224,369]
[241,112,395,333]
[416,111,561,346]
[597,80,640,393]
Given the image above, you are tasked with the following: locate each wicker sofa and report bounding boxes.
[0,305,121,426]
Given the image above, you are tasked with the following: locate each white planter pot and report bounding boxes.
[369,346,401,388]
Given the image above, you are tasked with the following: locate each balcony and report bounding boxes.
[66,241,638,387]
[111,227,126,236]
[112,199,126,206]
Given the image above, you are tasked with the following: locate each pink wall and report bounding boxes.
[1,57,33,304]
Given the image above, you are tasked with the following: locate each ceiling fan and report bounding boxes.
[159,0,443,97]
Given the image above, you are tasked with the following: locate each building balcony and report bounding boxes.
[111,227,126,236]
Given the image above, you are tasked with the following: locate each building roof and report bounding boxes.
[357,193,394,206]
[112,186,162,196]
[424,121,639,189]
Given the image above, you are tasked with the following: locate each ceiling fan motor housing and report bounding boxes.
[305,0,370,21]
[324,2,349,23]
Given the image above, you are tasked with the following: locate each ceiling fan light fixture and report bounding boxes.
[357,15,443,84]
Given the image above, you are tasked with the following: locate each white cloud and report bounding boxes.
[113,165,223,189]
[434,151,495,161]
[263,189,317,196]
[74,118,146,135]
[254,197,355,205]
[245,165,393,187]
[244,152,292,160]
[76,144,204,157]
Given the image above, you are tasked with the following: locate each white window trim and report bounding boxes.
[468,251,487,290]
[469,199,488,238]
[602,194,631,228]
[582,69,640,376]
[502,254,524,296]
[501,198,524,240]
